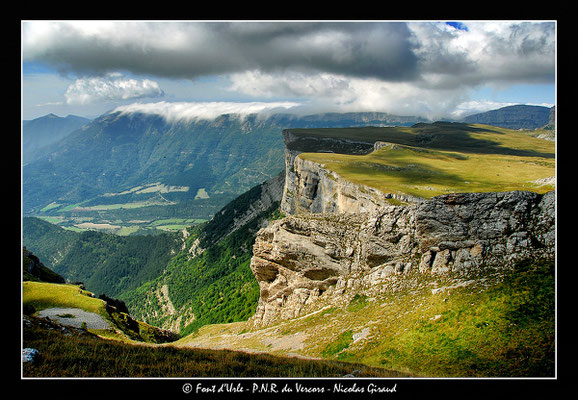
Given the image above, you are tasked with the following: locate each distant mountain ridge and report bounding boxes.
[462,104,553,130]
[22,104,554,232]
[23,113,91,163]
[22,110,427,225]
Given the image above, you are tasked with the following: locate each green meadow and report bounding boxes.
[298,123,554,198]
[23,281,107,317]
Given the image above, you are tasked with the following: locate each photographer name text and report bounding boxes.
[184,382,398,395]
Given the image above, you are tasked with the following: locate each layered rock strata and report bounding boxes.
[251,190,554,326]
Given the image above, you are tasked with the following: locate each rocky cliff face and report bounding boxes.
[281,131,421,216]
[249,131,555,327]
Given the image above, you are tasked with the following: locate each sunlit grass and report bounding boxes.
[23,281,106,317]
[301,141,554,198]
[23,317,404,377]
[295,122,554,199]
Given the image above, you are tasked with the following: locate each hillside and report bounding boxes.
[23,217,183,298]
[462,104,552,130]
[23,312,403,378]
[22,111,426,234]
[178,122,555,377]
[116,173,285,335]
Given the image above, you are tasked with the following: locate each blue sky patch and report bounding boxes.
[446,22,469,31]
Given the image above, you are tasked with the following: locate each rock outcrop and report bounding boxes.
[249,130,555,327]
[251,190,554,326]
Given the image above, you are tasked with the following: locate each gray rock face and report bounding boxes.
[251,213,366,324]
[250,189,555,327]
[281,130,424,216]
[415,191,555,273]
[281,149,421,216]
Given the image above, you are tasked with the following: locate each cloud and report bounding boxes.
[22,21,418,81]
[65,73,164,105]
[407,21,555,89]
[228,70,470,119]
[22,21,554,86]
[22,21,555,118]
[112,101,301,122]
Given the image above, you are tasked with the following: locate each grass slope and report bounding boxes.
[23,281,106,316]
[178,260,554,377]
[23,315,403,378]
[23,281,178,344]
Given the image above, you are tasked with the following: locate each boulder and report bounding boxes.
[22,348,40,363]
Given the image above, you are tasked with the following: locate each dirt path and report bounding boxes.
[36,307,111,330]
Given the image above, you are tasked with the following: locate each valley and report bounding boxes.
[23,111,427,235]
[22,106,556,379]
[37,181,210,235]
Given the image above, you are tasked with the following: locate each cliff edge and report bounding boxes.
[250,128,555,327]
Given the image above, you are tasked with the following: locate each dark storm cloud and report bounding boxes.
[22,21,420,81]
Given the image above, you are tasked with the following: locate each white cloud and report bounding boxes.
[64,73,164,105]
[407,21,555,88]
[228,70,351,99]
[112,101,302,122]
[228,70,469,119]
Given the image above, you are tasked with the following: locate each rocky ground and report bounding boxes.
[36,307,111,330]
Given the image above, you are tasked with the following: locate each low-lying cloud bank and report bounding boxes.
[113,101,302,122]
[112,99,554,123]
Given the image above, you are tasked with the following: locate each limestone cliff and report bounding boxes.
[249,130,555,327]
[281,130,421,216]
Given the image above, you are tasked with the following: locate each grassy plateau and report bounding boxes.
[297,122,554,198]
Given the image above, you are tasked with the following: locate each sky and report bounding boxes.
[21,20,556,121]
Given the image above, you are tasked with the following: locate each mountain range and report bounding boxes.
[22,113,90,164]
[22,110,429,233]
[22,112,555,377]
[22,104,554,236]
[463,104,554,130]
